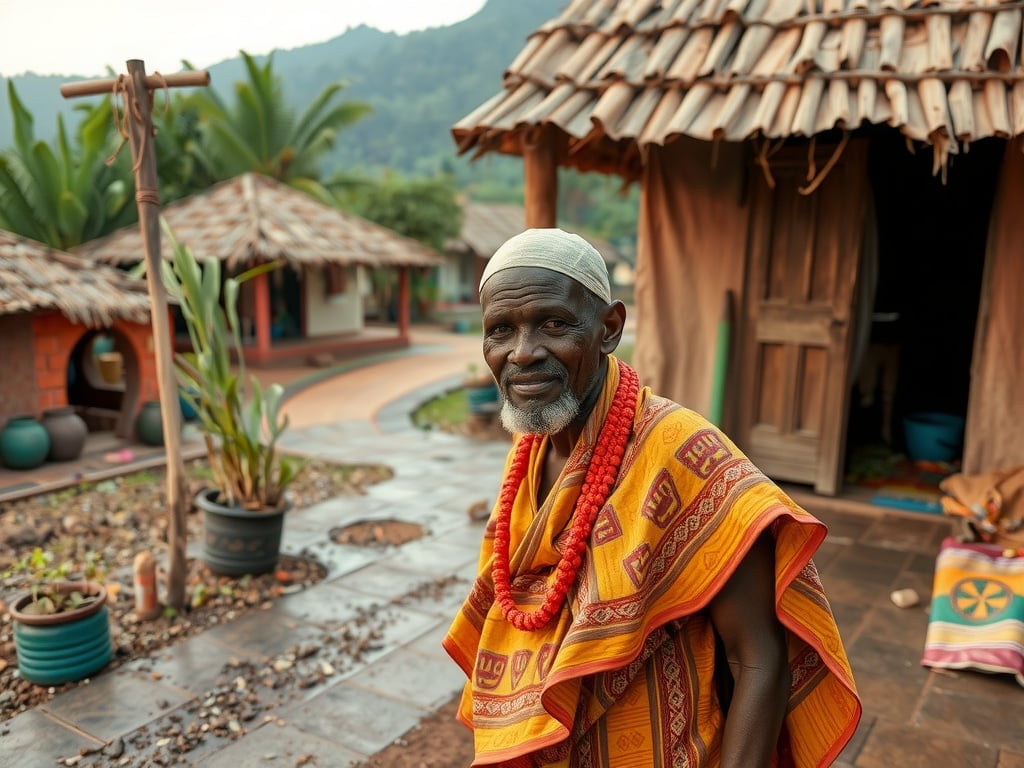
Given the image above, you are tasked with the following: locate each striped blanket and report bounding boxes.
[922,537,1024,686]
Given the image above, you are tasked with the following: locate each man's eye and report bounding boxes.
[544,319,568,330]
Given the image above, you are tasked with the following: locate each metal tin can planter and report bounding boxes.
[9,581,113,685]
[0,415,51,470]
[42,406,89,462]
[196,489,290,576]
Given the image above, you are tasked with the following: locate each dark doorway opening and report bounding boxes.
[846,135,1003,491]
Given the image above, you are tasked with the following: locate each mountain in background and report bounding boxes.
[0,0,562,184]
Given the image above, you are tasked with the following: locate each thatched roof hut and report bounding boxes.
[74,173,444,365]
[74,172,442,269]
[453,0,1024,493]
[0,230,150,326]
[450,201,620,264]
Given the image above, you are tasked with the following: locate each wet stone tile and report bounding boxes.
[845,634,931,724]
[0,709,104,768]
[405,621,456,661]
[380,536,480,577]
[39,670,195,742]
[854,719,998,768]
[281,682,426,756]
[201,604,324,660]
[273,581,384,626]
[125,634,243,697]
[862,514,950,555]
[195,719,365,767]
[917,675,1024,753]
[826,542,912,589]
[345,646,466,710]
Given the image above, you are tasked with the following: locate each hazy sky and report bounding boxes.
[0,0,488,77]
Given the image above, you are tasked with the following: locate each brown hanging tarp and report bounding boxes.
[632,138,749,424]
[964,141,1024,474]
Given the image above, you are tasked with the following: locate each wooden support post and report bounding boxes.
[253,271,273,363]
[61,62,210,611]
[397,268,411,338]
[523,125,559,228]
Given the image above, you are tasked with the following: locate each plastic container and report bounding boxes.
[903,412,965,463]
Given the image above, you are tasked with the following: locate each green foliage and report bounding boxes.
[2,547,107,615]
[412,387,470,431]
[0,81,134,249]
[159,222,305,510]
[185,51,370,198]
[338,173,463,251]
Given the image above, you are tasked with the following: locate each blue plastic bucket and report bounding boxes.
[903,412,965,463]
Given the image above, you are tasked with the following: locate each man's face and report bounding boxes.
[480,267,612,436]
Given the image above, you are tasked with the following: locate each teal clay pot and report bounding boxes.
[10,581,113,685]
[135,400,164,446]
[0,416,51,470]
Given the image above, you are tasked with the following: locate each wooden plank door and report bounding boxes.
[736,142,869,496]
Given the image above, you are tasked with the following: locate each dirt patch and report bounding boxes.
[330,519,426,547]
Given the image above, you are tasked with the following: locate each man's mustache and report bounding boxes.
[499,363,567,391]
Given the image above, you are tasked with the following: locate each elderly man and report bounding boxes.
[444,229,860,767]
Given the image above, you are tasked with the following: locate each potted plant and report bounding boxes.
[160,226,304,576]
[4,548,112,685]
[463,363,500,418]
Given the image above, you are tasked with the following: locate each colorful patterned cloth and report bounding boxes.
[444,358,861,767]
[922,537,1024,687]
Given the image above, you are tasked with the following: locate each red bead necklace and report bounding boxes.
[491,359,640,632]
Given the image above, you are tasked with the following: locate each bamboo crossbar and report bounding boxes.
[60,70,210,98]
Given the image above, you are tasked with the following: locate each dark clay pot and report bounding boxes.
[9,581,113,685]
[0,416,51,470]
[196,489,290,576]
[135,400,164,446]
[42,407,88,462]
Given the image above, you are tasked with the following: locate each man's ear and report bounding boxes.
[600,301,627,355]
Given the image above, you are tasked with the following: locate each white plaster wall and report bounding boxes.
[303,265,363,337]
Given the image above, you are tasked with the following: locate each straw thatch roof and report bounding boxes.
[448,201,621,265]
[0,230,150,326]
[74,173,443,270]
[453,0,1024,178]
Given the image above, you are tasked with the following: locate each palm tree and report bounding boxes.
[0,82,135,249]
[185,51,371,202]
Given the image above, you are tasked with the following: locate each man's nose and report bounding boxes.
[508,329,544,366]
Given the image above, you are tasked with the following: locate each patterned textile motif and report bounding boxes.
[443,358,860,767]
[922,537,1024,687]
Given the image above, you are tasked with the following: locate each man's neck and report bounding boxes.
[547,357,608,458]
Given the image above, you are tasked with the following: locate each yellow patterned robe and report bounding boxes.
[444,358,860,767]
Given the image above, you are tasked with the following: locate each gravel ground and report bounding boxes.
[0,457,394,723]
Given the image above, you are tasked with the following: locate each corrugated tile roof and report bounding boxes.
[74,173,444,270]
[0,230,150,326]
[453,0,1024,177]
[448,201,621,264]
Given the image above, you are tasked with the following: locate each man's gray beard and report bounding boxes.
[500,390,580,435]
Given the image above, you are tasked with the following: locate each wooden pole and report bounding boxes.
[62,61,211,610]
[523,125,558,228]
